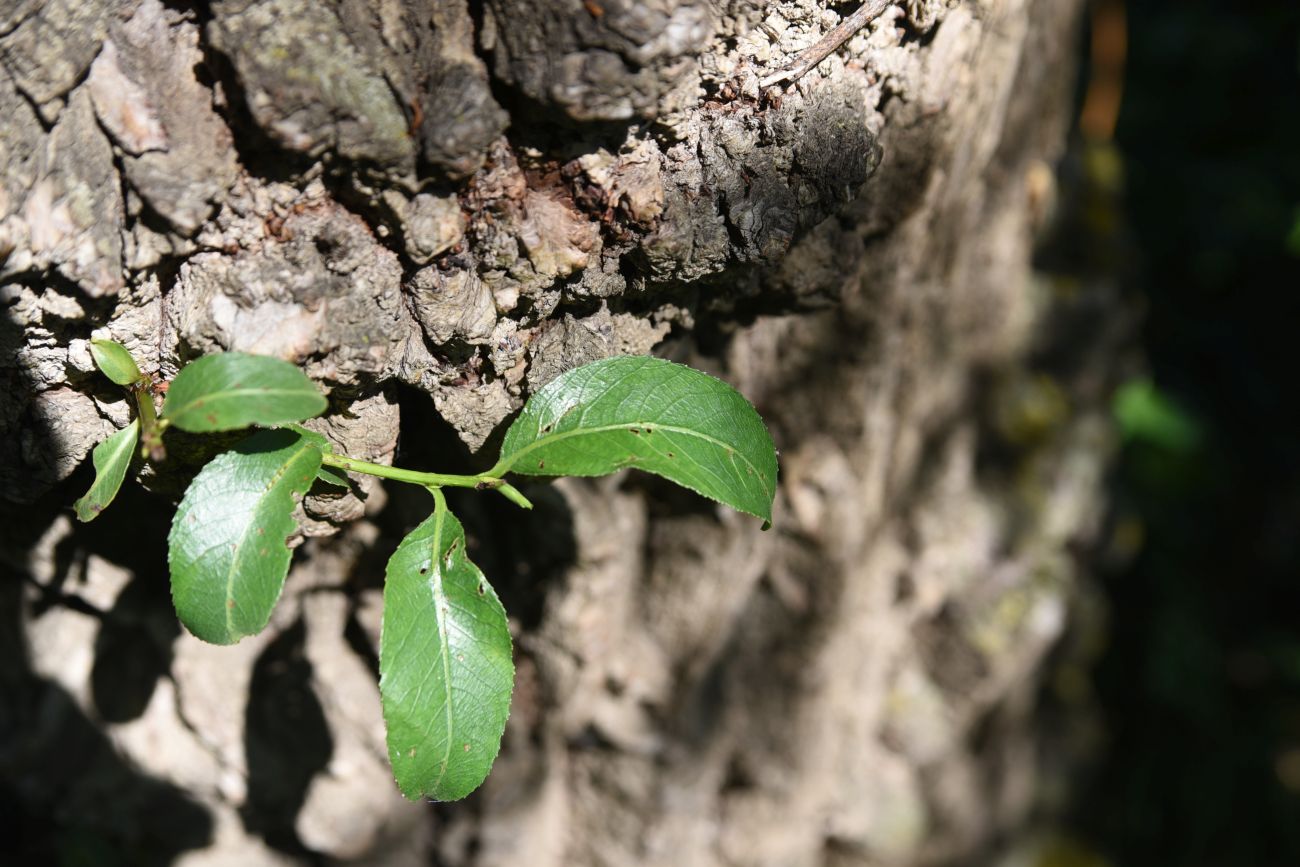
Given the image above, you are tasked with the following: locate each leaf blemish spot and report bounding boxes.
[538,459,545,469]
[463,743,471,752]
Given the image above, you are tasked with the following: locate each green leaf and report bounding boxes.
[168,428,323,644]
[491,356,778,522]
[162,352,327,433]
[315,466,350,488]
[73,419,140,521]
[90,338,143,386]
[381,490,514,801]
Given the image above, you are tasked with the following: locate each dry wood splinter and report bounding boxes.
[760,0,894,87]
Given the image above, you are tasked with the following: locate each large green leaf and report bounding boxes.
[168,428,323,644]
[162,352,327,433]
[90,338,143,386]
[491,356,778,522]
[73,419,140,522]
[381,490,514,801]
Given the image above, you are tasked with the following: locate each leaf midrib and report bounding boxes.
[425,501,455,796]
[495,421,773,499]
[96,419,140,472]
[167,387,322,423]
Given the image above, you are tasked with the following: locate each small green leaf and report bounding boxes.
[90,338,143,386]
[162,352,327,433]
[315,466,350,488]
[168,428,323,644]
[381,490,514,801]
[491,356,778,522]
[73,419,140,521]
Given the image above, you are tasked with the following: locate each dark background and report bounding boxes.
[1072,1,1300,863]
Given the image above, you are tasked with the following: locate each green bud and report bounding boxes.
[90,338,144,386]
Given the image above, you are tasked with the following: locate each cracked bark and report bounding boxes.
[1,1,1116,864]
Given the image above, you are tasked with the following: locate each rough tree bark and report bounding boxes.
[1,1,1111,864]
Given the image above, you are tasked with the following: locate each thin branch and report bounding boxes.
[760,0,893,87]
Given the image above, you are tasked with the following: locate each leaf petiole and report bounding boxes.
[319,453,534,509]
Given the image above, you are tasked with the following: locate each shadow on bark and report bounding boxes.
[58,481,180,724]
[452,482,577,633]
[1,287,214,864]
[241,617,334,859]
[392,378,580,632]
[1,520,213,866]
[91,564,182,724]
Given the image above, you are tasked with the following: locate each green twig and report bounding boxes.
[133,379,166,461]
[320,453,534,509]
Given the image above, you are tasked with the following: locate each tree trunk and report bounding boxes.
[1,1,1108,864]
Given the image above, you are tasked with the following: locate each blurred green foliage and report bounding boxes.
[1112,379,1201,453]
[1075,2,1300,865]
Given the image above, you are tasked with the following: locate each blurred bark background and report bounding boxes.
[1,1,1116,864]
